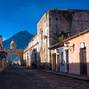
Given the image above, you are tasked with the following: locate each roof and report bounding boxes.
[48,29,89,49]
[48,42,64,49]
[48,9,89,14]
[64,29,89,42]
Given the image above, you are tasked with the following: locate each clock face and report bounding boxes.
[80,42,85,48]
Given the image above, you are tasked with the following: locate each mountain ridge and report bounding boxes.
[3,30,33,49]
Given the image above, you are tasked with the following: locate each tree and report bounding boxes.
[52,31,66,44]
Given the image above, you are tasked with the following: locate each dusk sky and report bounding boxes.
[0,0,89,40]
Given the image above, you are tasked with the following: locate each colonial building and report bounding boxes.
[42,9,89,73]
[70,10,89,35]
[24,9,89,70]
[23,35,40,68]
[37,10,72,68]
[0,35,7,72]
[49,42,64,72]
[49,29,89,77]
[64,30,89,76]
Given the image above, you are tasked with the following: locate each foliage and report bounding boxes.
[53,31,66,43]
[58,31,65,42]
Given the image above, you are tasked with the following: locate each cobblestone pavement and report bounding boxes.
[0,66,89,89]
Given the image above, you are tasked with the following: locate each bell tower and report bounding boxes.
[10,40,16,49]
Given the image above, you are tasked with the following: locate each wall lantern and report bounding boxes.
[64,42,70,47]
[64,41,75,52]
[64,42,75,47]
[80,42,85,48]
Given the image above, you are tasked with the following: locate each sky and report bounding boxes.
[0,0,89,40]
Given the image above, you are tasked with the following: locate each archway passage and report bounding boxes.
[7,54,21,65]
[5,49,23,65]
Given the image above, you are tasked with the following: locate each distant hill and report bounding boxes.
[3,31,33,49]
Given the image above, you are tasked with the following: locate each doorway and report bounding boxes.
[52,53,56,71]
[60,52,65,72]
[65,49,69,73]
[80,47,87,75]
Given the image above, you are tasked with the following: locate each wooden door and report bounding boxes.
[80,48,87,75]
[65,50,69,73]
[52,53,56,71]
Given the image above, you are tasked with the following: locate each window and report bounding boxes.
[40,30,43,40]
[56,17,58,21]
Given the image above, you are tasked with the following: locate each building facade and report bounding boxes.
[23,35,40,68]
[46,10,89,72]
[49,42,65,72]
[49,30,89,77]
[71,11,89,35]
[0,36,7,72]
[64,30,89,76]
[24,10,89,70]
[37,10,71,68]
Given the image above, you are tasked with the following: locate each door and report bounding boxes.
[60,52,65,72]
[57,54,60,71]
[80,48,87,75]
[52,53,56,71]
[34,53,37,66]
[66,50,69,73]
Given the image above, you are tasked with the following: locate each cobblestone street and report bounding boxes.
[0,66,89,89]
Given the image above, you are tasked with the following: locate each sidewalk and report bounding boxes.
[43,70,89,81]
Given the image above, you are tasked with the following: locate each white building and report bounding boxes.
[23,35,40,68]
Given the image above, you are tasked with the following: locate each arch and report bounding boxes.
[5,49,23,65]
[7,54,21,65]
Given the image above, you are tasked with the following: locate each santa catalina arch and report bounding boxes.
[5,40,23,65]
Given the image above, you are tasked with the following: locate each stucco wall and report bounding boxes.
[64,32,89,75]
[71,12,89,35]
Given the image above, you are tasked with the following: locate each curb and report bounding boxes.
[42,70,89,81]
